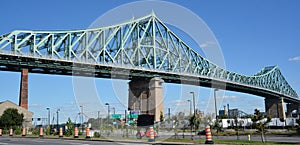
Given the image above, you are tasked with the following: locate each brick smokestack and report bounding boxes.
[19,69,28,110]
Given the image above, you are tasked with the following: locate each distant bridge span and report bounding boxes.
[0,13,299,119]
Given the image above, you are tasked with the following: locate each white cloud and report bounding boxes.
[289,56,300,61]
[200,43,208,48]
[29,104,43,107]
[199,41,215,48]
[167,99,188,106]
[223,95,241,103]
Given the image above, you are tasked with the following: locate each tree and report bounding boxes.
[212,119,222,134]
[159,111,164,122]
[233,117,243,140]
[0,108,23,130]
[64,118,74,137]
[251,109,271,143]
[172,116,179,138]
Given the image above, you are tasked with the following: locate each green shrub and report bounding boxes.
[14,127,22,135]
[94,132,101,138]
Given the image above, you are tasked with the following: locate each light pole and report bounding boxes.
[190,92,196,138]
[190,92,196,115]
[46,108,50,127]
[214,89,219,121]
[80,106,83,132]
[112,107,116,114]
[187,100,192,116]
[105,103,110,120]
[98,111,100,129]
[56,109,60,130]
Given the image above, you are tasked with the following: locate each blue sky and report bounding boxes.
[0,0,299,124]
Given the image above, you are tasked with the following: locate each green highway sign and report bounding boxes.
[128,120,135,125]
[110,114,122,119]
[127,114,139,118]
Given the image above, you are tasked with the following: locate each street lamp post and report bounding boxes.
[98,111,100,129]
[112,107,116,114]
[80,106,83,133]
[46,108,50,127]
[105,103,110,120]
[190,92,196,138]
[187,100,192,116]
[56,109,60,130]
[190,92,196,115]
[214,89,219,121]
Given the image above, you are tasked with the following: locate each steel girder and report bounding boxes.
[0,13,298,99]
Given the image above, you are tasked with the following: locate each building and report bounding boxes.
[219,108,239,118]
[0,100,33,127]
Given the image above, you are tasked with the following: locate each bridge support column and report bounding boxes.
[265,97,284,118]
[19,69,28,110]
[128,77,164,122]
[286,103,300,117]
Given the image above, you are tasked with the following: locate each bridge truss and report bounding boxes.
[0,13,298,102]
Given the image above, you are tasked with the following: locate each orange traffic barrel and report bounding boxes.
[59,127,63,138]
[22,128,26,137]
[0,129,2,136]
[205,125,214,144]
[9,129,13,136]
[148,127,155,142]
[74,127,79,138]
[39,127,43,137]
[86,127,91,139]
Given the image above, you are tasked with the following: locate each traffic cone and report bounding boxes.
[148,127,155,142]
[74,127,79,138]
[205,125,214,144]
[9,129,13,136]
[59,127,63,138]
[39,127,43,137]
[86,127,91,139]
[22,128,26,137]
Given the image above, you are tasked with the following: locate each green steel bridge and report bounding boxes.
[0,13,299,104]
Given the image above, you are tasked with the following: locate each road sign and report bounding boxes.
[128,120,135,125]
[130,110,140,114]
[110,114,122,119]
[127,114,139,118]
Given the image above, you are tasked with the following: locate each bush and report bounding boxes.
[46,127,51,135]
[14,127,22,135]
[94,132,101,138]
[32,129,39,136]
[297,128,300,135]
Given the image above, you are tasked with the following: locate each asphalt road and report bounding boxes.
[0,138,149,145]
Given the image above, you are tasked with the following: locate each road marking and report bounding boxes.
[0,143,8,145]
[68,143,89,145]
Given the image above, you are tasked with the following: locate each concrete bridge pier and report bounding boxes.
[265,97,285,118]
[19,69,28,110]
[128,77,164,122]
[286,103,300,117]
